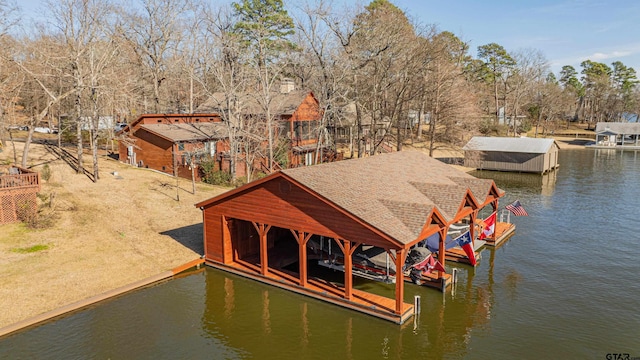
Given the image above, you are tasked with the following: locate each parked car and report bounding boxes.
[34,127,53,134]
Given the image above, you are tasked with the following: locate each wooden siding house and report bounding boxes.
[463,137,560,174]
[593,122,640,148]
[328,102,392,154]
[117,114,229,179]
[195,151,504,324]
[196,81,330,170]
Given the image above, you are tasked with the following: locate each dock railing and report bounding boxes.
[499,209,512,224]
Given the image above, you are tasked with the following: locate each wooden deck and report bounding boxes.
[483,221,516,247]
[0,166,41,225]
[205,259,415,324]
[445,221,516,264]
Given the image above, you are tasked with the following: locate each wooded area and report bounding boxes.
[0,0,638,182]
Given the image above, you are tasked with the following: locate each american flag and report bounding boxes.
[505,200,529,216]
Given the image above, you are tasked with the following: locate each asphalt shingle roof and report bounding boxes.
[282,151,497,245]
[463,136,557,154]
[139,123,227,142]
[196,90,311,116]
[595,122,640,134]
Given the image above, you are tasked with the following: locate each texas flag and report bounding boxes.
[478,211,497,240]
[455,231,477,266]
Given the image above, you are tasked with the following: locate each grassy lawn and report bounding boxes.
[0,142,230,328]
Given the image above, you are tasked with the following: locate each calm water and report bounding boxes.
[2,149,639,359]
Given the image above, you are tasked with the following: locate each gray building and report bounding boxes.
[463,137,560,174]
[593,122,640,148]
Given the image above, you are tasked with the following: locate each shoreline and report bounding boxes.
[0,136,588,333]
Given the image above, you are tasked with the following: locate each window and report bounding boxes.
[305,152,313,166]
[204,141,216,156]
[294,121,301,140]
[178,143,185,151]
[293,120,319,141]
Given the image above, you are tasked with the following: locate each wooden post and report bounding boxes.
[221,215,232,264]
[343,240,352,300]
[438,229,446,279]
[491,200,498,242]
[335,239,358,300]
[291,230,312,287]
[253,222,271,276]
[470,211,477,247]
[395,248,406,314]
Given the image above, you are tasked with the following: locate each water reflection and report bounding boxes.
[3,149,639,358]
[471,169,557,196]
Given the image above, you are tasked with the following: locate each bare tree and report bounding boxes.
[123,0,189,113]
[196,3,249,181]
[420,31,480,156]
[506,48,549,136]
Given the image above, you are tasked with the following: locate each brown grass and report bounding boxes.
[0,142,229,328]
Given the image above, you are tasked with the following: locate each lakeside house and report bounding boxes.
[462,137,560,174]
[196,80,333,170]
[195,151,504,324]
[117,114,230,180]
[118,81,337,181]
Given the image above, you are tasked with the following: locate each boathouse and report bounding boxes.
[463,137,560,174]
[593,122,640,148]
[195,151,504,323]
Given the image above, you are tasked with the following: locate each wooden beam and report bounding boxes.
[341,239,353,300]
[253,222,271,276]
[221,215,231,264]
[290,230,313,287]
[491,200,498,242]
[438,229,446,279]
[470,211,477,247]
[394,248,406,314]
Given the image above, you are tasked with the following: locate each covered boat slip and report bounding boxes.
[196,151,505,324]
[591,122,640,149]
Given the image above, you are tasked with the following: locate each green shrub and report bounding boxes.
[41,164,51,181]
[200,158,233,186]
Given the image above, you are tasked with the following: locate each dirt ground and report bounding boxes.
[0,135,584,330]
[0,142,228,328]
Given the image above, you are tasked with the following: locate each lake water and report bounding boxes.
[2,149,639,359]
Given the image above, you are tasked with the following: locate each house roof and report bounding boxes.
[462,136,557,154]
[278,151,497,245]
[595,122,640,134]
[139,123,227,143]
[196,151,500,246]
[196,90,314,116]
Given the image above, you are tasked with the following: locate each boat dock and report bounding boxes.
[206,260,415,324]
[445,220,516,264]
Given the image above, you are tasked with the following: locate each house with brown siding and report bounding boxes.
[195,151,504,324]
[118,114,228,179]
[463,137,560,174]
[196,80,331,170]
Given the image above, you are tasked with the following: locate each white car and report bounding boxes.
[34,127,53,133]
